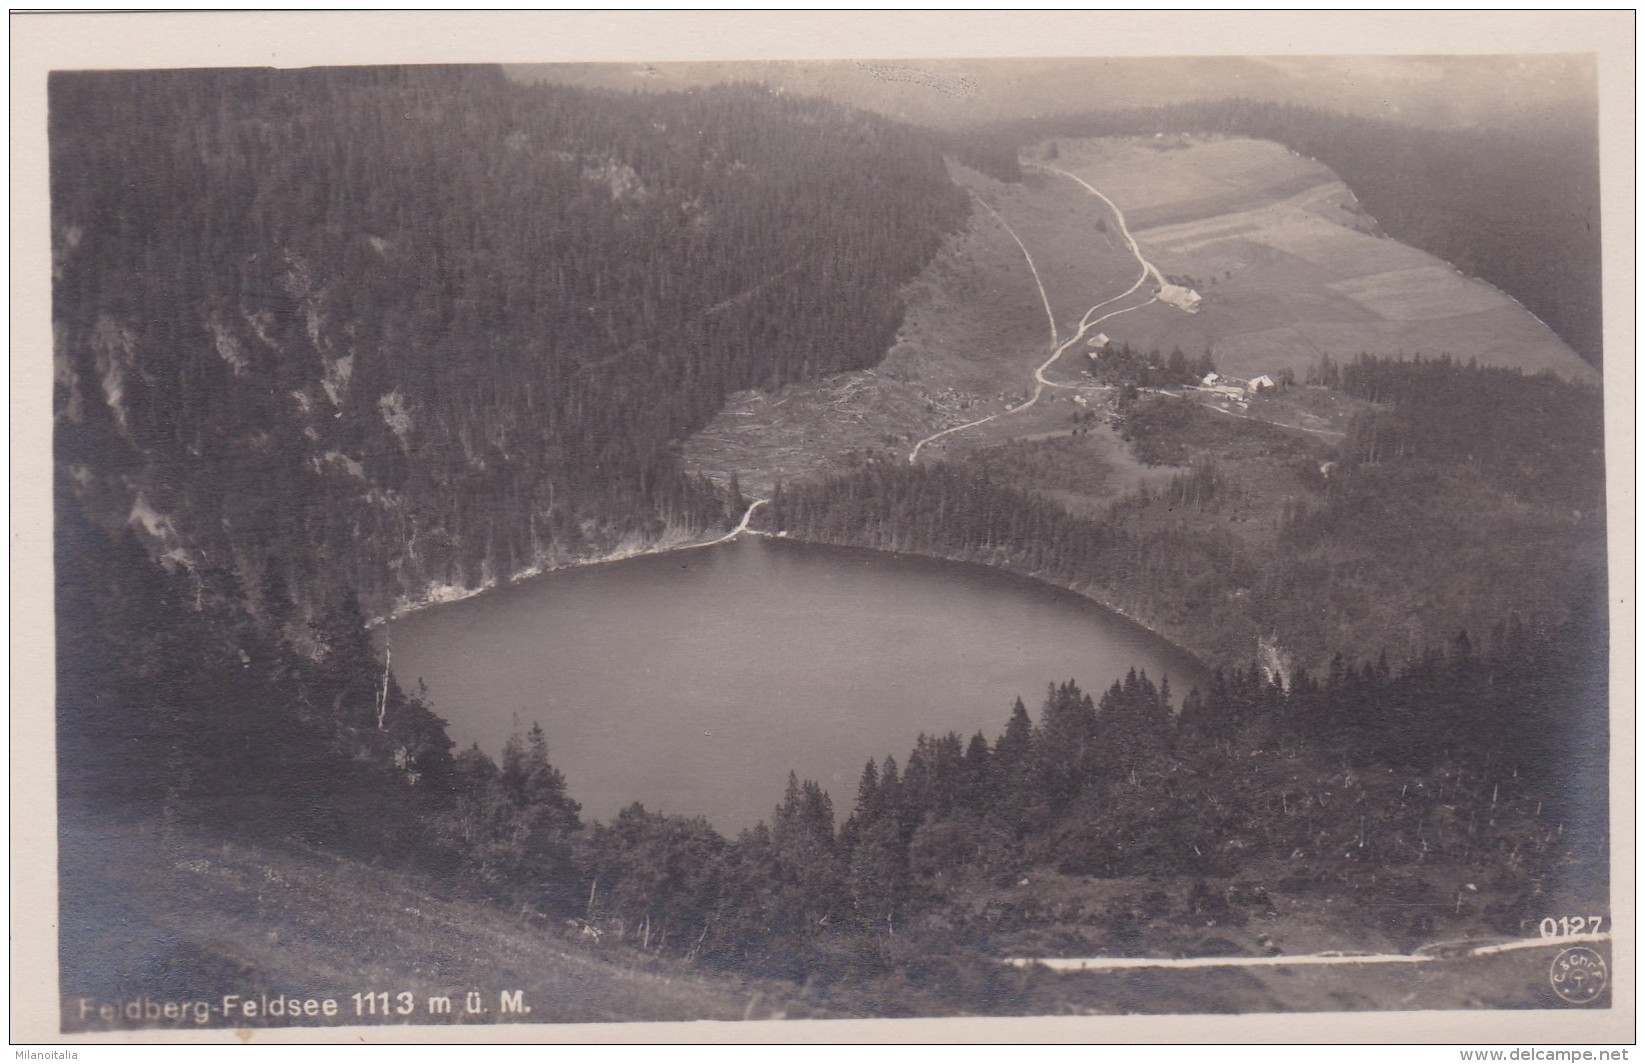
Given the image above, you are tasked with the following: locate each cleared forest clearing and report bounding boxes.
[687,135,1593,506]
[684,161,1147,494]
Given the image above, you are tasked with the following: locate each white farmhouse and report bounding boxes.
[1158,284,1202,313]
[1199,371,1248,400]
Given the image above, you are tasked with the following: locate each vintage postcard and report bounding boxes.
[11,11,1634,1046]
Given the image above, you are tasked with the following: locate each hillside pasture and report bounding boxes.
[992,170,1151,334]
[689,132,1592,505]
[685,162,1146,493]
[1055,136,1339,226]
[1055,136,1596,385]
[1123,169,1335,230]
[59,818,800,1032]
[1257,218,1423,275]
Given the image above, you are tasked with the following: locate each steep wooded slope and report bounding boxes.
[51,65,966,617]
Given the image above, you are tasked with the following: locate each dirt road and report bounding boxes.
[1006,931,1612,973]
[909,176,1168,462]
[699,497,769,546]
[1032,162,1168,292]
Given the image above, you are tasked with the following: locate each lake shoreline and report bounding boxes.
[742,530,1218,687]
[379,521,1217,689]
[369,520,727,628]
[386,525,1211,829]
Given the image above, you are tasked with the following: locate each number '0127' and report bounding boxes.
[1540,916,1604,937]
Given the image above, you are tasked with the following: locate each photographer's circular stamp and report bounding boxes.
[1549,946,1608,1005]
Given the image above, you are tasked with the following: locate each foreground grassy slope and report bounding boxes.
[60,814,1608,1031]
[59,817,810,1031]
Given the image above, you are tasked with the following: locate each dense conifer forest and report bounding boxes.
[761,357,1605,671]
[59,490,1605,1007]
[52,65,966,616]
[51,63,1610,1016]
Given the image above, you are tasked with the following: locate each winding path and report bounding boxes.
[1006,931,1611,973]
[1032,163,1168,292]
[695,496,770,547]
[716,162,1312,530]
[975,194,1059,348]
[908,171,1168,462]
[692,167,1568,978]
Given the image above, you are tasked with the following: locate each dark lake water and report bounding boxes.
[387,537,1209,832]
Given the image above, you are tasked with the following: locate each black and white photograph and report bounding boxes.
[14,11,1633,1044]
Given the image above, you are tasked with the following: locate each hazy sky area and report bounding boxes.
[507,53,1596,135]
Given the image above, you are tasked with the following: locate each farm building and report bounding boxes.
[1199,371,1250,400]
[1158,283,1202,313]
[1248,374,1276,393]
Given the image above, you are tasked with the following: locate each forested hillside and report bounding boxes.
[50,65,1612,1023]
[957,101,1602,367]
[51,65,966,618]
[560,630,1604,993]
[64,503,1605,1015]
[760,358,1606,672]
[56,480,459,855]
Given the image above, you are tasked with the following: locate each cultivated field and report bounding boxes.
[686,135,1595,514]
[1051,136,1597,384]
[682,131,1606,671]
